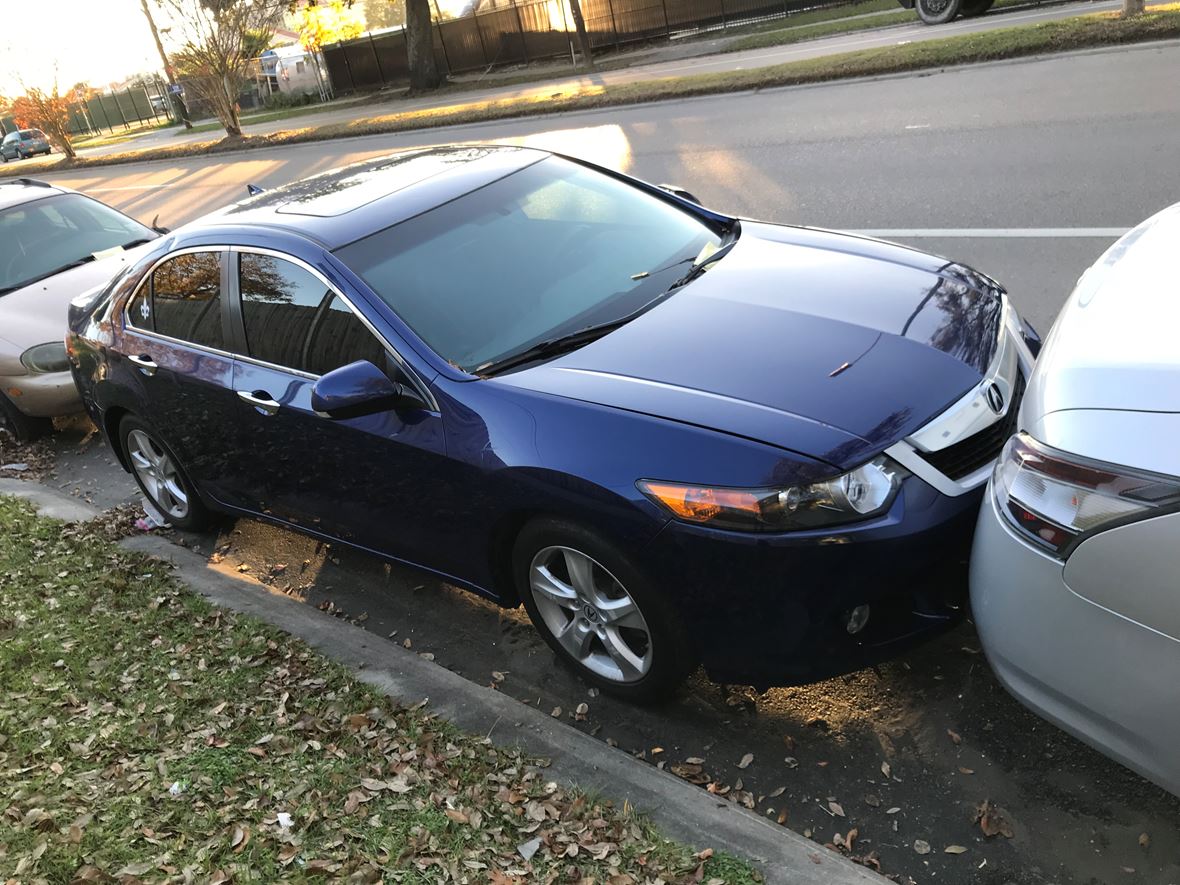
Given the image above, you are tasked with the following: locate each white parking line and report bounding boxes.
[851,227,1128,237]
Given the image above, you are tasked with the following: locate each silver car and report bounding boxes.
[0,178,159,440]
[1,129,52,162]
[970,201,1180,796]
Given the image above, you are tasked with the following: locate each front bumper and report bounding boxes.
[646,475,980,686]
[970,488,1180,796]
[1,370,82,417]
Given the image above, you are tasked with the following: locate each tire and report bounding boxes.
[0,395,54,443]
[118,414,211,531]
[960,0,994,15]
[514,518,695,703]
[916,0,962,23]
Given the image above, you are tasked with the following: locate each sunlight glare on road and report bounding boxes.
[492,123,634,174]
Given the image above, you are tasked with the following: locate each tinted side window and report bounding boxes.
[151,252,223,349]
[239,253,332,372]
[304,296,388,376]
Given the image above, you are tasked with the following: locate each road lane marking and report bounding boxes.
[87,184,176,192]
[851,228,1128,237]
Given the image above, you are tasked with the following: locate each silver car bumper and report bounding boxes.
[970,486,1180,796]
[1,370,81,417]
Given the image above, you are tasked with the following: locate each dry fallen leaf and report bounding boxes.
[737,753,754,769]
[959,767,975,775]
[881,761,892,778]
[1139,833,1150,849]
[947,729,962,745]
[975,800,1015,839]
[945,844,968,854]
[914,839,931,855]
[828,801,845,818]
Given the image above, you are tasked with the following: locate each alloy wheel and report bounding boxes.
[126,428,189,520]
[528,545,654,683]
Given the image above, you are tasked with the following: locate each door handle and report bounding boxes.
[237,389,281,416]
[128,354,157,376]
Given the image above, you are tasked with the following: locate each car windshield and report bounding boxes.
[335,157,724,373]
[0,193,154,295]
[21,130,45,140]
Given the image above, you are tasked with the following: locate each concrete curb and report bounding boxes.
[3,480,886,884]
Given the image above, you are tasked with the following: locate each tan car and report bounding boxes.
[0,178,160,440]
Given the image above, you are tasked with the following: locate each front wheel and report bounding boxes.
[119,414,211,531]
[916,0,961,23]
[514,519,695,703]
[0,395,53,443]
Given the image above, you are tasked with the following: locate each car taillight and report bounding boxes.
[992,432,1180,559]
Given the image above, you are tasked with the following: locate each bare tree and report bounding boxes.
[141,0,194,129]
[1122,0,1145,14]
[161,0,287,137]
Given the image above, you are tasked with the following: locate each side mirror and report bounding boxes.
[311,360,422,419]
[657,183,701,205]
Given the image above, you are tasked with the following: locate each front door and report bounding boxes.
[224,249,450,565]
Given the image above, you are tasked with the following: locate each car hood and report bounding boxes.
[495,222,1003,469]
[1023,201,1180,423]
[0,253,138,367]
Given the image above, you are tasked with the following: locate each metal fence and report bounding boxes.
[0,79,177,141]
[323,0,851,92]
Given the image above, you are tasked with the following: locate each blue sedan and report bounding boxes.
[68,146,1038,701]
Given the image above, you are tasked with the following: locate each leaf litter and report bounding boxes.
[0,497,761,883]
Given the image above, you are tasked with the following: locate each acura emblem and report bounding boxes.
[985,382,1005,414]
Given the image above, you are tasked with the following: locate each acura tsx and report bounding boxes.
[67,145,1038,701]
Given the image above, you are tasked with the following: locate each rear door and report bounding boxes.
[119,249,242,502]
[223,248,450,563]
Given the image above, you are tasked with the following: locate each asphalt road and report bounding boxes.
[17,43,1180,885]
[62,0,1118,159]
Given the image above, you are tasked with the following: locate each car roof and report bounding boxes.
[187,144,549,250]
[0,178,68,212]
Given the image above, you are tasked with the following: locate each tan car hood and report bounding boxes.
[0,253,138,374]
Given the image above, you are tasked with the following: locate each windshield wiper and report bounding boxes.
[1,256,95,294]
[666,236,739,292]
[121,237,155,250]
[476,316,635,377]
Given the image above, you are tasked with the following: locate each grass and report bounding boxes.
[179,97,383,136]
[0,496,761,883]
[3,4,1176,180]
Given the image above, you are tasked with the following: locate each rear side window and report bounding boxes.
[149,252,224,349]
[239,253,387,376]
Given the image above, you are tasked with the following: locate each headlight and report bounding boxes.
[993,432,1180,558]
[20,342,70,374]
[638,456,907,532]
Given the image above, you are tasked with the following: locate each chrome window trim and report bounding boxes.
[120,244,439,412]
[885,295,1035,497]
[231,245,439,412]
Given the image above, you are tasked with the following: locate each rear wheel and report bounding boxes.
[916,0,961,23]
[514,519,695,703]
[119,414,211,531]
[960,0,994,15]
[0,395,53,443]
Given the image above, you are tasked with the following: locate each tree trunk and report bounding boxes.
[1122,0,1145,14]
[221,74,242,137]
[567,0,595,71]
[140,0,193,129]
[405,0,444,92]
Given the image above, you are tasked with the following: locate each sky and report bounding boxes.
[1,0,165,94]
